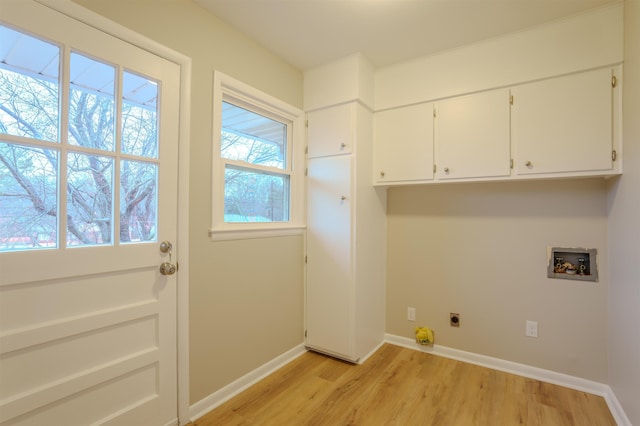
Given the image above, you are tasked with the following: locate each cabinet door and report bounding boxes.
[307,103,353,158]
[374,103,434,183]
[435,89,511,180]
[512,68,613,175]
[306,156,354,360]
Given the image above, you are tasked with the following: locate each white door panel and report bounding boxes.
[512,68,613,175]
[374,103,434,183]
[0,2,180,425]
[306,156,354,359]
[435,89,511,180]
[307,104,354,158]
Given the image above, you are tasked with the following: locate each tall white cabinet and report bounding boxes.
[304,55,386,363]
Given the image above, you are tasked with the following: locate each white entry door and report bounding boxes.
[0,2,181,425]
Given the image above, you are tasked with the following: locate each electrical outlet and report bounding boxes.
[407,307,416,321]
[526,320,538,338]
[450,313,460,327]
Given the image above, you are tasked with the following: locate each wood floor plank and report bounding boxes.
[193,344,616,426]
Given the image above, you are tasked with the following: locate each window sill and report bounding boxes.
[209,225,306,241]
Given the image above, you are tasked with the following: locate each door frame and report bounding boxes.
[34,1,192,424]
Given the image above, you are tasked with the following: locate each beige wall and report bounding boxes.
[607,1,640,423]
[386,179,609,382]
[379,5,622,384]
[74,0,304,404]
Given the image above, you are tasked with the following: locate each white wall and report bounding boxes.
[607,1,640,423]
[380,4,623,384]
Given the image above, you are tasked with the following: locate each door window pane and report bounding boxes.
[120,160,157,243]
[221,101,286,169]
[0,25,60,142]
[66,152,113,246]
[69,52,115,151]
[0,143,58,251]
[224,166,289,223]
[122,71,158,158]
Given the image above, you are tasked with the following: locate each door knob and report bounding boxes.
[159,241,176,275]
[160,241,172,253]
[160,262,177,276]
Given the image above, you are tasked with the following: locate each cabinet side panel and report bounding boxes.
[354,105,387,359]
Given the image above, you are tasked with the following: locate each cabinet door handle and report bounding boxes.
[340,143,347,148]
[444,167,450,173]
[380,171,385,177]
[525,161,533,167]
[341,195,347,201]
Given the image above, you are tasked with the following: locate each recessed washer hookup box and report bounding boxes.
[547,247,598,282]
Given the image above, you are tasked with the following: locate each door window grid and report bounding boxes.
[0,24,160,251]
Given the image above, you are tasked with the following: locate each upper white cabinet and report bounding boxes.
[374,103,434,183]
[511,67,616,176]
[307,103,354,158]
[435,89,511,180]
[373,66,621,186]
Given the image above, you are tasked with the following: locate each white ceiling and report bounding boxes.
[195,0,617,71]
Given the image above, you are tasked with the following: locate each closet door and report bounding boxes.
[305,155,354,360]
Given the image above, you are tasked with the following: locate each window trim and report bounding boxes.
[210,71,305,241]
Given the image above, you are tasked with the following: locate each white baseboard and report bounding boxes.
[357,339,387,365]
[385,333,631,426]
[188,343,307,422]
[602,386,633,426]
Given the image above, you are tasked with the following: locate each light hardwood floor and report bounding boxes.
[193,343,615,425]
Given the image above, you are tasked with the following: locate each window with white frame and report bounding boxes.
[210,71,304,240]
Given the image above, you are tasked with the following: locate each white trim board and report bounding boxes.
[189,344,307,422]
[385,334,631,426]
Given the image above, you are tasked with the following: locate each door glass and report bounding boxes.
[0,25,60,142]
[122,70,158,158]
[66,152,113,246]
[69,52,115,151]
[0,143,58,251]
[120,160,157,243]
